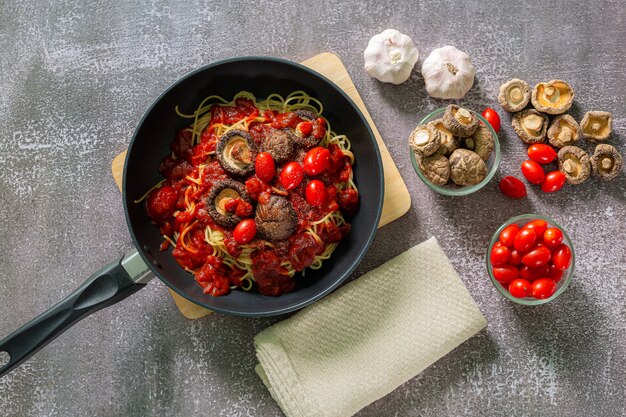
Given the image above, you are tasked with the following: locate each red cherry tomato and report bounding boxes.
[305,180,326,207]
[481,108,501,133]
[520,264,550,281]
[280,162,304,190]
[543,227,564,248]
[233,219,257,244]
[303,147,331,176]
[509,249,522,266]
[255,152,275,183]
[531,278,557,299]
[494,241,504,248]
[514,227,537,253]
[549,265,565,282]
[509,279,531,298]
[524,219,548,237]
[552,244,572,271]
[297,121,313,137]
[528,144,557,165]
[499,176,527,198]
[522,246,552,268]
[499,224,520,248]
[542,171,566,193]
[490,245,511,266]
[492,265,519,284]
[521,160,546,185]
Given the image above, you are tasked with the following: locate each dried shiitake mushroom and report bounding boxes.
[449,148,487,186]
[418,153,450,186]
[409,122,441,157]
[557,146,591,185]
[432,118,459,156]
[580,111,612,142]
[464,124,494,161]
[443,105,478,137]
[498,78,531,112]
[531,80,574,115]
[591,144,622,181]
[547,114,581,148]
[512,109,548,144]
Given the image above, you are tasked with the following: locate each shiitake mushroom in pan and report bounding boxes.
[254,195,298,241]
[262,128,295,164]
[216,129,258,176]
[292,109,321,148]
[207,179,253,227]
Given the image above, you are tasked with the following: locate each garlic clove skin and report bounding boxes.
[421,45,476,99]
[364,29,419,85]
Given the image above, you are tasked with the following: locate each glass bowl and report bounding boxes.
[409,108,501,196]
[486,214,575,305]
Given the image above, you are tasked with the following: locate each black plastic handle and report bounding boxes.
[0,257,147,377]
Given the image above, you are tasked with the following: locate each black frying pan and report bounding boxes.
[0,57,384,377]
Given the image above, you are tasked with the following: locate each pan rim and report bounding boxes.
[122,56,384,317]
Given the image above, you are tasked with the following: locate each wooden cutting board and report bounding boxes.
[111,52,410,319]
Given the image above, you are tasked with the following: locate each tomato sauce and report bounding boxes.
[145,96,357,296]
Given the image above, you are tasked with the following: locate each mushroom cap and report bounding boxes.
[531,79,574,115]
[580,111,612,142]
[591,144,622,181]
[216,129,258,176]
[292,110,321,148]
[547,114,581,148]
[557,145,591,185]
[417,153,450,186]
[498,78,531,112]
[443,105,478,137]
[408,121,442,157]
[432,118,460,156]
[254,195,298,241]
[468,124,495,161]
[207,179,253,227]
[262,128,295,164]
[449,148,487,186]
[512,109,548,144]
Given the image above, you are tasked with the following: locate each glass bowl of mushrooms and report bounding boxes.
[486,214,575,305]
[409,105,501,196]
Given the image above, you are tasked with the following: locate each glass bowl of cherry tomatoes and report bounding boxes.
[486,214,575,305]
[409,107,501,196]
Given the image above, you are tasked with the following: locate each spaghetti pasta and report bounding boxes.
[142,91,359,296]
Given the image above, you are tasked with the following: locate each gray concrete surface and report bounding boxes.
[1,1,625,416]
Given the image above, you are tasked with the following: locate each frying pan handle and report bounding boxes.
[0,250,153,378]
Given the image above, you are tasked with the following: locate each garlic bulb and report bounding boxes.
[421,45,476,99]
[364,29,419,85]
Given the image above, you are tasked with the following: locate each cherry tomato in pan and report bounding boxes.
[492,265,519,284]
[499,224,520,248]
[520,264,550,281]
[280,162,304,190]
[233,219,257,244]
[509,278,531,298]
[531,278,557,299]
[514,227,537,253]
[296,121,313,137]
[481,108,501,133]
[524,219,548,237]
[509,249,522,266]
[543,227,564,248]
[541,171,566,193]
[522,246,552,268]
[527,144,557,165]
[305,180,327,207]
[255,152,275,183]
[499,176,527,198]
[549,264,565,282]
[490,245,511,266]
[303,147,331,176]
[552,244,572,271]
[521,160,546,185]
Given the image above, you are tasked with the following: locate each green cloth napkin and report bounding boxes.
[254,237,487,417]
